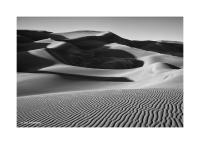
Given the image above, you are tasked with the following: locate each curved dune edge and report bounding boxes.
[105,43,157,58]
[17,68,182,97]
[28,48,61,64]
[17,88,183,127]
[55,30,110,39]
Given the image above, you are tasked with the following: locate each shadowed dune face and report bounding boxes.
[47,43,144,69]
[17,30,52,41]
[36,71,132,82]
[17,30,66,52]
[62,32,131,50]
[17,42,50,52]
[17,52,55,72]
[17,35,34,43]
[131,40,183,57]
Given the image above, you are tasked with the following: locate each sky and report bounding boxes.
[17,17,183,41]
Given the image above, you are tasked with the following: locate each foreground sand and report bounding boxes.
[17,88,183,127]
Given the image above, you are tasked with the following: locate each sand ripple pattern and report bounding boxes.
[17,89,183,127]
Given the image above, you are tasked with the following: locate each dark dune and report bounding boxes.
[164,63,181,69]
[91,46,135,58]
[17,30,52,41]
[99,58,144,69]
[17,30,67,52]
[62,32,131,50]
[57,32,183,57]
[17,51,55,72]
[47,43,144,69]
[17,30,67,42]
[17,42,50,52]
[17,35,34,43]
[49,33,68,41]
[131,40,183,57]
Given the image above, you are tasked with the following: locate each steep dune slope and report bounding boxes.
[17,51,55,72]
[28,48,61,64]
[140,54,183,68]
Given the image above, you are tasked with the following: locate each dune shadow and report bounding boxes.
[164,63,181,69]
[17,52,55,72]
[17,30,52,41]
[47,44,144,69]
[131,40,183,57]
[17,42,50,52]
[33,71,133,82]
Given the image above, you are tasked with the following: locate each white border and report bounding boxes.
[1,0,200,144]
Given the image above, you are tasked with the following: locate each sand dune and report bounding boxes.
[140,54,183,68]
[17,73,131,96]
[56,30,110,39]
[18,65,182,96]
[105,43,157,58]
[17,42,50,52]
[17,30,52,41]
[17,51,55,72]
[28,48,61,64]
[34,38,57,44]
[45,41,144,69]
[17,30,183,127]
[40,64,133,77]
[131,40,183,57]
[17,89,183,127]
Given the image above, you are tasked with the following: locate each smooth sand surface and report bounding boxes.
[17,73,131,96]
[17,30,183,127]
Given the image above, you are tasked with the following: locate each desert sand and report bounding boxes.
[17,30,183,127]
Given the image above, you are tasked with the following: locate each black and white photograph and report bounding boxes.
[1,0,200,144]
[17,17,183,127]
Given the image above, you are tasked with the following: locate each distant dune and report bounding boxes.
[17,30,183,127]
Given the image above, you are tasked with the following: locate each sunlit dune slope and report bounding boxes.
[55,30,110,39]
